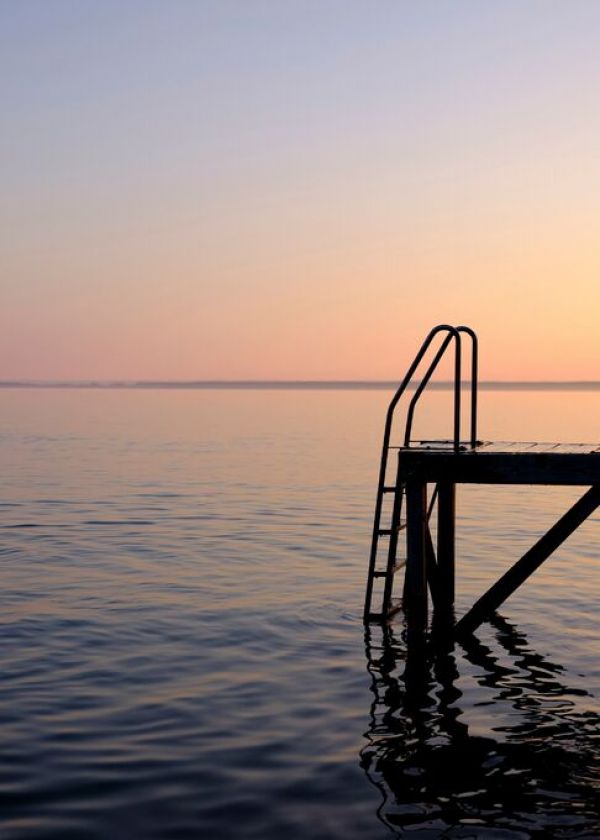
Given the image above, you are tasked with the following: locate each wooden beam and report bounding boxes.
[437,481,456,606]
[405,479,428,625]
[425,524,441,609]
[456,485,600,636]
[398,450,600,486]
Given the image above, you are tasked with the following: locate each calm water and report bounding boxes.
[0,388,598,839]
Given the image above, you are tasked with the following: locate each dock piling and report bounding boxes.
[436,481,456,608]
[404,479,428,626]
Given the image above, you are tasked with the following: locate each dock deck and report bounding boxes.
[395,441,600,485]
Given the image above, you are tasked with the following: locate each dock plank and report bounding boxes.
[480,442,539,452]
[408,441,599,455]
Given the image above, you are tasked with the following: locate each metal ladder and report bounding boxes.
[363,324,478,622]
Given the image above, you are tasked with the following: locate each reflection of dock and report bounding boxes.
[360,619,600,836]
[364,325,599,633]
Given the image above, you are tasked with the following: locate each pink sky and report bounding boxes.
[2,2,599,380]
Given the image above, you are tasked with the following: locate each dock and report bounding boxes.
[363,325,599,635]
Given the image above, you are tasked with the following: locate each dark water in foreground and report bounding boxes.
[364,620,599,837]
[0,388,598,838]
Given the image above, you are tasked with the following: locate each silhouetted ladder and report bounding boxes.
[364,325,478,621]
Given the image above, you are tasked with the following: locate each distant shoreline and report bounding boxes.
[1,380,599,391]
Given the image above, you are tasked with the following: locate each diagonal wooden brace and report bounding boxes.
[425,525,442,610]
[456,484,600,637]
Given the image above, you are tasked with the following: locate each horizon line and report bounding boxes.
[1,379,599,391]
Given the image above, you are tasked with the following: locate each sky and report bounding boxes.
[1,1,599,380]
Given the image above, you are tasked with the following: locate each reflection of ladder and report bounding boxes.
[363,325,478,622]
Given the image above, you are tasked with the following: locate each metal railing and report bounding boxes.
[403,325,478,449]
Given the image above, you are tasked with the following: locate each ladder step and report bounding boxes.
[382,486,400,493]
[377,525,407,536]
[372,561,406,578]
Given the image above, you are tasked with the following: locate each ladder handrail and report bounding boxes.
[456,325,478,448]
[375,324,461,511]
[403,329,461,449]
[403,325,478,449]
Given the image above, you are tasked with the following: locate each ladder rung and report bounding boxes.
[377,525,407,536]
[382,486,400,493]
[372,561,406,578]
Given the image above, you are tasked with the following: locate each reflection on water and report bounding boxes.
[361,616,600,837]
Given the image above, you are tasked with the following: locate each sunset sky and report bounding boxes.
[2,1,599,380]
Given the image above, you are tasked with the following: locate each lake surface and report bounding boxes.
[0,387,598,838]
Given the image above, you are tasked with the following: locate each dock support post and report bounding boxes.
[437,481,456,608]
[456,484,600,636]
[405,479,428,626]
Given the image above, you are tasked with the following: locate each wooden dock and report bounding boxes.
[363,326,599,636]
